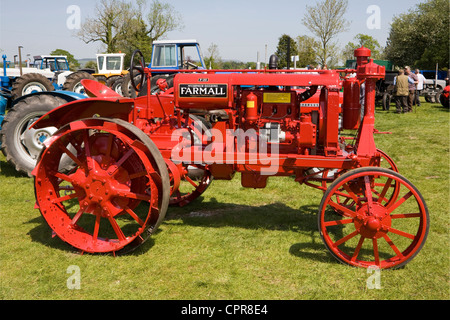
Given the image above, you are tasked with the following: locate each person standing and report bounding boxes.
[394,69,409,113]
[415,69,426,106]
[405,66,418,112]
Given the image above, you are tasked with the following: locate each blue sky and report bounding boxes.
[0,0,425,63]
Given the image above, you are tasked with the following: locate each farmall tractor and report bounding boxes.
[31,47,429,269]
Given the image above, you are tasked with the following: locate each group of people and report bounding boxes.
[394,66,426,113]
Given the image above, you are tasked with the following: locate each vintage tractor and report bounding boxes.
[30,47,429,269]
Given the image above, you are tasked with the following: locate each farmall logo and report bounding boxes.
[179,84,228,98]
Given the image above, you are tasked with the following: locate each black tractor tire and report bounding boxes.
[121,71,142,98]
[382,92,391,111]
[106,75,121,88]
[111,77,124,96]
[435,90,442,104]
[11,73,54,100]
[0,94,73,176]
[63,71,96,95]
[95,75,108,85]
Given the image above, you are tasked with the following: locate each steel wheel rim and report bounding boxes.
[169,164,212,207]
[34,120,162,254]
[22,82,47,95]
[318,167,429,269]
[12,111,57,167]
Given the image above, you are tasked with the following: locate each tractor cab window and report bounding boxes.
[106,56,122,71]
[55,58,69,71]
[33,59,43,69]
[97,56,105,71]
[180,45,203,69]
[152,45,177,67]
[47,60,57,71]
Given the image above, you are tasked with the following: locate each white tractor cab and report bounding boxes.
[96,53,126,76]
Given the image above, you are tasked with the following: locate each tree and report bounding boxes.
[77,0,132,53]
[384,0,449,70]
[50,49,80,71]
[275,34,298,69]
[204,43,222,69]
[342,34,383,62]
[302,0,350,68]
[77,0,183,64]
[296,35,320,68]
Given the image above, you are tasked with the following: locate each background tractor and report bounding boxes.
[121,39,205,97]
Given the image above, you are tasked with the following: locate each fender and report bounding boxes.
[31,97,134,130]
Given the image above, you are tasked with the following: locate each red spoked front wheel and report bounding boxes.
[33,118,170,255]
[318,167,429,269]
[169,164,212,207]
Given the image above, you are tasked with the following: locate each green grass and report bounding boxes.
[0,99,449,300]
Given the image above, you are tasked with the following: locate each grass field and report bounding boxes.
[0,99,448,300]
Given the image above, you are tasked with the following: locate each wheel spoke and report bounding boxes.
[341,183,360,205]
[377,178,393,204]
[70,207,85,226]
[391,213,422,219]
[328,200,357,218]
[125,206,145,227]
[386,191,413,214]
[107,148,135,176]
[51,191,79,204]
[334,230,359,247]
[382,234,404,258]
[351,236,365,262]
[108,218,126,242]
[323,218,354,227]
[184,175,199,188]
[105,133,114,163]
[364,176,374,206]
[57,141,84,168]
[118,191,152,202]
[129,171,150,180]
[82,130,94,171]
[53,171,77,185]
[388,227,416,240]
[93,214,101,242]
[373,238,380,267]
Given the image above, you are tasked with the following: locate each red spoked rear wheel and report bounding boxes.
[318,167,429,269]
[34,118,170,254]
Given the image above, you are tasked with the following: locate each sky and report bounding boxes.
[0,0,426,64]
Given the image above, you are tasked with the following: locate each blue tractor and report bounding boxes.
[121,39,205,97]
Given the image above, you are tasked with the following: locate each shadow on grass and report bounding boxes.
[26,195,335,265]
[0,158,29,178]
[163,197,338,265]
[26,215,157,257]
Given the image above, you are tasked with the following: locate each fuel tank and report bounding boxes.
[174,73,232,109]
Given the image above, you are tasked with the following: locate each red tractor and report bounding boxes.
[31,47,429,269]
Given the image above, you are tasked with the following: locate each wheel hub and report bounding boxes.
[21,125,57,160]
[73,156,131,217]
[354,202,391,239]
